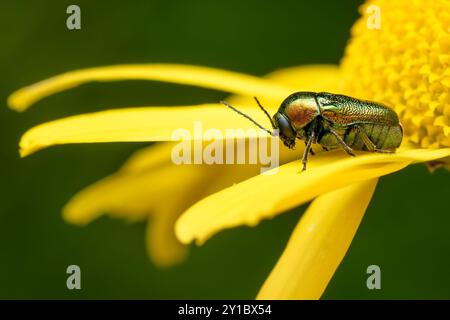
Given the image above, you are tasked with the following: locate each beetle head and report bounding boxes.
[221,96,315,150]
[272,112,296,149]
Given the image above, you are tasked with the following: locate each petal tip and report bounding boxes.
[18,139,39,158]
[19,147,32,158]
[7,91,28,112]
[174,219,194,245]
[62,207,91,226]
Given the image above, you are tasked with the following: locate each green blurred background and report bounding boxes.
[1,0,449,299]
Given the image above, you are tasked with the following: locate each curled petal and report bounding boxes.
[146,216,189,268]
[175,148,450,245]
[63,164,209,225]
[146,191,197,268]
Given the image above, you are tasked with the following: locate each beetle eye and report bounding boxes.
[274,113,295,139]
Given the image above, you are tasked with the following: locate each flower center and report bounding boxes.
[340,0,450,148]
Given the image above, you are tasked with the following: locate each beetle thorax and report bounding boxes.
[283,97,320,129]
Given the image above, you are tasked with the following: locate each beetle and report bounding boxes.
[221,91,403,171]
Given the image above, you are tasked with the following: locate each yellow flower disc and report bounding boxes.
[340,0,450,148]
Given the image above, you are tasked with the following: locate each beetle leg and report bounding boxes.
[305,141,315,155]
[354,125,376,151]
[374,149,395,153]
[328,128,355,156]
[301,132,315,171]
[354,125,395,153]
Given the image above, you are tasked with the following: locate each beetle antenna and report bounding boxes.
[220,101,273,136]
[253,97,276,128]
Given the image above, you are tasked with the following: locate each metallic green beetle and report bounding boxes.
[222,92,403,171]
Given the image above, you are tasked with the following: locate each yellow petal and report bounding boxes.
[147,215,188,268]
[63,163,209,225]
[257,179,377,300]
[175,148,450,245]
[63,172,150,224]
[120,142,176,173]
[19,104,272,157]
[8,64,292,112]
[264,64,342,92]
[146,190,195,268]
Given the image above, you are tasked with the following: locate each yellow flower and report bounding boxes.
[7,0,450,297]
